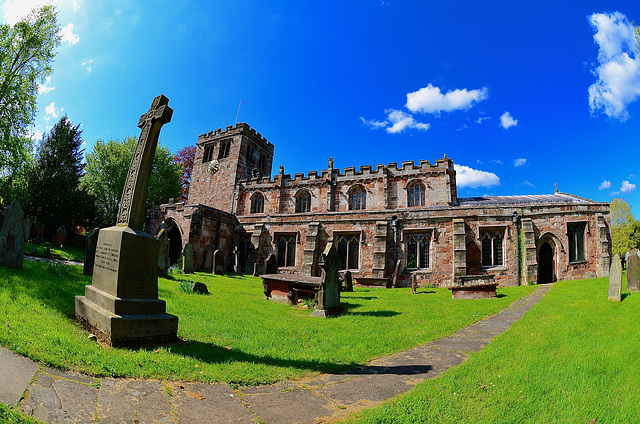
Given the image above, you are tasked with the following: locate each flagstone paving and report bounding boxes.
[1,283,553,423]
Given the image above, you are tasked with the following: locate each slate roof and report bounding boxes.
[457,193,594,206]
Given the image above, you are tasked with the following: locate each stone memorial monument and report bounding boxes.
[23,216,32,242]
[75,95,178,347]
[157,223,169,275]
[265,253,278,274]
[83,228,99,276]
[608,254,622,302]
[182,242,194,274]
[233,246,243,275]
[627,249,640,292]
[343,270,353,292]
[0,200,24,269]
[54,225,67,246]
[311,239,345,317]
[213,249,225,275]
[32,222,44,244]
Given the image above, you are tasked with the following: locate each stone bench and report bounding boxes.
[354,276,392,288]
[448,275,497,299]
[261,274,321,304]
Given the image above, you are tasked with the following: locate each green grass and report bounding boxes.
[0,261,535,386]
[24,241,84,262]
[346,276,640,423]
[0,403,44,424]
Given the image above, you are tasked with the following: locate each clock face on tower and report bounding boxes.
[251,168,262,179]
[208,159,220,175]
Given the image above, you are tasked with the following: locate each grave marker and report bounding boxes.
[75,95,178,347]
[343,270,353,292]
[54,225,67,246]
[23,216,32,242]
[83,228,99,276]
[311,239,345,317]
[626,249,640,292]
[265,253,278,274]
[157,224,169,275]
[0,200,24,269]
[608,254,622,302]
[213,249,225,275]
[182,242,194,274]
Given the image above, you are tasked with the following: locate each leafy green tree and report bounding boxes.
[0,5,60,201]
[610,198,636,257]
[26,116,91,237]
[82,136,182,226]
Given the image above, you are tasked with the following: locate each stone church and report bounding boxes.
[150,123,611,287]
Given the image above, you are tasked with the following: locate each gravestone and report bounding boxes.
[192,282,209,294]
[157,224,169,276]
[83,228,100,276]
[411,273,418,294]
[75,94,178,347]
[265,253,278,274]
[392,259,401,288]
[32,222,44,244]
[23,216,32,242]
[608,254,622,302]
[626,249,640,292]
[233,246,243,275]
[54,225,67,246]
[203,246,214,272]
[0,200,24,269]
[311,239,345,317]
[213,249,225,275]
[182,242,194,274]
[343,270,353,292]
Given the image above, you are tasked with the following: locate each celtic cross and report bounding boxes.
[116,95,173,230]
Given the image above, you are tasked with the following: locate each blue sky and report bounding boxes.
[3,1,640,214]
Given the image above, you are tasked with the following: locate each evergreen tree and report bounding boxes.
[26,116,89,237]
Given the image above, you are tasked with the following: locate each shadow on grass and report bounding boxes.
[413,290,436,295]
[341,301,401,318]
[622,293,631,301]
[496,293,508,298]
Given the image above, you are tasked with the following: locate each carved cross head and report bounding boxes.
[138,94,173,130]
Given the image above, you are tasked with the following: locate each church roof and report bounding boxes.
[457,193,594,206]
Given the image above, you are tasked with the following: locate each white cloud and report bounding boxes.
[475,116,491,124]
[513,158,527,167]
[359,117,388,129]
[58,22,79,44]
[385,109,430,133]
[522,180,535,187]
[454,164,500,188]
[83,58,93,73]
[620,180,636,193]
[406,84,489,114]
[598,180,611,190]
[500,111,518,129]
[2,0,81,25]
[45,101,57,118]
[37,76,54,94]
[588,12,640,121]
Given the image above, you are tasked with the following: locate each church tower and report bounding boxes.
[188,123,274,213]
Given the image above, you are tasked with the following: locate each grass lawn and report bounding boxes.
[0,260,535,386]
[0,403,44,424]
[346,276,639,423]
[24,241,84,262]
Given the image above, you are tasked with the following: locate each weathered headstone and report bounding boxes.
[265,253,278,274]
[411,273,418,294]
[311,239,345,317]
[392,259,401,288]
[32,222,44,244]
[608,254,622,302]
[182,242,194,274]
[75,94,178,347]
[626,249,640,292]
[213,249,225,275]
[157,224,169,276]
[192,282,209,294]
[203,246,214,272]
[233,246,243,275]
[343,270,353,292]
[83,228,99,276]
[23,216,32,242]
[54,225,67,246]
[0,200,24,269]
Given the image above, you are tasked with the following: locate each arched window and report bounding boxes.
[481,230,504,267]
[407,181,426,207]
[295,190,311,213]
[250,193,264,214]
[336,234,360,270]
[348,186,366,210]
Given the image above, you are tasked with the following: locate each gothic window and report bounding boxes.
[481,230,504,267]
[218,140,231,159]
[348,186,366,210]
[295,190,311,213]
[336,234,360,270]
[568,223,586,263]
[203,145,214,163]
[407,181,426,207]
[406,232,431,269]
[250,193,264,214]
[276,234,296,267]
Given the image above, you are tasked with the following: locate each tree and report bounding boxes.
[610,198,636,257]
[0,6,60,199]
[82,136,182,226]
[172,145,196,202]
[26,116,91,237]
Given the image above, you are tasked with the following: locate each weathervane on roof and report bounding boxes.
[555,182,558,193]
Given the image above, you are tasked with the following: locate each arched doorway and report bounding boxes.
[538,241,555,284]
[164,219,183,266]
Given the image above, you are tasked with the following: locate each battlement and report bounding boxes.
[197,122,274,151]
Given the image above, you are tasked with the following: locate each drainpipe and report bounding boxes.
[512,211,520,286]
[391,215,398,264]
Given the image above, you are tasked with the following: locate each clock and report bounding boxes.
[251,168,262,179]
[208,159,220,175]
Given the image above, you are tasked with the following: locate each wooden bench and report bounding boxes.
[449,275,497,299]
[261,274,321,304]
[354,276,392,288]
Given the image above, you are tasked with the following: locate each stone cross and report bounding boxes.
[608,254,622,301]
[116,95,173,231]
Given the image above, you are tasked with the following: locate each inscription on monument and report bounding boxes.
[95,242,119,273]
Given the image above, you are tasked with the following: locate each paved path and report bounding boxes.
[0,284,553,424]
